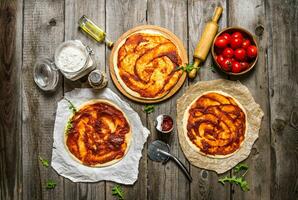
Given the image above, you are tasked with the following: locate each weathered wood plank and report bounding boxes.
[187,1,230,199]
[105,1,148,200]
[266,0,298,199]
[64,0,106,199]
[146,1,189,200]
[22,0,65,199]
[0,0,22,199]
[228,0,271,199]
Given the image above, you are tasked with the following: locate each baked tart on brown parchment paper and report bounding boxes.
[177,79,263,174]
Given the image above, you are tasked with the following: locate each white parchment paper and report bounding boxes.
[51,88,150,184]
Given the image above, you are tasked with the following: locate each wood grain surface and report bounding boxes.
[22,0,65,200]
[0,1,22,200]
[266,0,298,199]
[228,1,271,199]
[0,0,297,200]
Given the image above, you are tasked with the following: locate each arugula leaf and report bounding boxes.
[65,120,73,133]
[46,180,57,189]
[144,105,155,114]
[39,156,49,168]
[218,163,250,192]
[65,98,77,114]
[112,184,124,200]
[218,176,249,192]
[176,63,196,73]
[234,163,249,173]
[64,98,76,135]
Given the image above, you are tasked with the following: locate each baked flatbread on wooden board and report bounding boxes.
[114,31,183,99]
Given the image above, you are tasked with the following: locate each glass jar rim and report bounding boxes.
[33,57,59,92]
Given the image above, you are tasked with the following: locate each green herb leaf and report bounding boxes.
[65,98,77,114]
[46,180,57,189]
[210,65,217,73]
[144,105,155,114]
[39,156,49,168]
[176,63,195,73]
[112,184,124,200]
[218,176,249,192]
[64,98,76,135]
[234,163,249,173]
[66,120,73,133]
[218,164,249,192]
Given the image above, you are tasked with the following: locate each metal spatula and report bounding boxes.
[148,140,192,182]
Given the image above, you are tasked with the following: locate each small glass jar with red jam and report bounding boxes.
[155,114,174,134]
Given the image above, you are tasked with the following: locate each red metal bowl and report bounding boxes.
[211,27,259,75]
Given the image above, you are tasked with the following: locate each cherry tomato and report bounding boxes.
[230,37,243,49]
[232,61,242,73]
[221,33,231,43]
[231,32,243,40]
[234,48,247,61]
[240,62,249,71]
[214,36,228,49]
[221,58,232,72]
[247,45,258,58]
[222,48,234,58]
[216,55,225,65]
[242,39,251,49]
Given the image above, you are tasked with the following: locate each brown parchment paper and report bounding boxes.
[177,79,264,174]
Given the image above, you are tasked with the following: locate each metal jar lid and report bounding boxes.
[88,70,104,86]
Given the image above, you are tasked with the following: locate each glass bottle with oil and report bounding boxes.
[78,15,113,48]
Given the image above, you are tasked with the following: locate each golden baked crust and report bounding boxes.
[184,91,246,157]
[116,32,183,99]
[65,99,131,167]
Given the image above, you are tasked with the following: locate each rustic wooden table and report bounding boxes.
[1,0,297,200]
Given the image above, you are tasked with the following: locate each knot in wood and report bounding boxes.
[272,118,286,135]
[252,147,259,156]
[200,170,208,179]
[255,24,264,36]
[49,18,56,26]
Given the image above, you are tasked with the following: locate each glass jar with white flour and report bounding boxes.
[34,40,95,91]
[54,40,95,80]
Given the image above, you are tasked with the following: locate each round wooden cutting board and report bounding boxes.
[109,25,188,104]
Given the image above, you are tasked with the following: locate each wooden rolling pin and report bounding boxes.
[188,6,223,79]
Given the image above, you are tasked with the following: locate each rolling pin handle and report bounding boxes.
[212,6,223,23]
[188,59,201,79]
[193,59,201,69]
